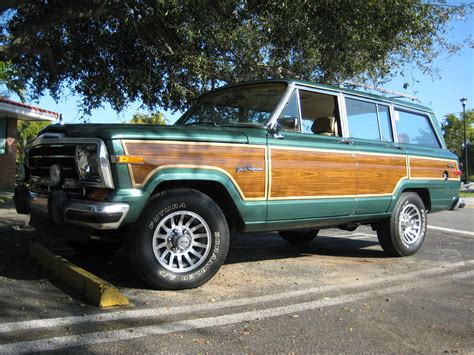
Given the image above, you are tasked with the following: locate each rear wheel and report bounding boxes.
[376,192,427,257]
[129,189,230,290]
[279,230,319,244]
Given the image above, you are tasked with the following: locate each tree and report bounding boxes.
[129,112,167,125]
[0,60,25,101]
[442,110,474,177]
[0,1,471,115]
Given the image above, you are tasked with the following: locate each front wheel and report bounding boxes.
[129,189,230,290]
[376,192,427,257]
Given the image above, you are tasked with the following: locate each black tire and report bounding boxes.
[376,192,427,257]
[68,239,124,255]
[129,188,230,290]
[279,230,319,244]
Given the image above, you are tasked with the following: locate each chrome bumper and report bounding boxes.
[17,188,129,230]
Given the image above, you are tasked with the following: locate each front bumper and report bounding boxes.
[15,186,129,230]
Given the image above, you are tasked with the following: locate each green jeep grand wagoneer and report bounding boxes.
[14,80,464,290]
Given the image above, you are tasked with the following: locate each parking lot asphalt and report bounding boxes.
[0,200,472,353]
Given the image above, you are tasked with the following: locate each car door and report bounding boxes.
[343,96,408,214]
[266,87,357,221]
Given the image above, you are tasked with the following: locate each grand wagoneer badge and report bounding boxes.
[235,166,264,173]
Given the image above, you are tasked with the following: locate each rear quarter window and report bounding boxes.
[394,109,440,148]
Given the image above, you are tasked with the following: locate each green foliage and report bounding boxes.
[129,112,167,125]
[442,109,474,174]
[16,120,51,180]
[0,1,471,115]
[0,60,25,101]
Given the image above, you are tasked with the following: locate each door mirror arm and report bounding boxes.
[268,123,284,139]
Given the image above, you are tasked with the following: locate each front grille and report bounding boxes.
[27,145,79,187]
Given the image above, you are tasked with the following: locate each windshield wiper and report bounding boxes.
[184,121,221,127]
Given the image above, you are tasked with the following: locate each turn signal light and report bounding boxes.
[453,170,462,176]
[114,155,145,164]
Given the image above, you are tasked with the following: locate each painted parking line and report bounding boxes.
[0,260,472,335]
[1,269,472,353]
[428,225,474,237]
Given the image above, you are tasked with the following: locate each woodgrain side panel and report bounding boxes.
[270,148,357,198]
[410,157,460,180]
[357,154,407,195]
[123,141,266,199]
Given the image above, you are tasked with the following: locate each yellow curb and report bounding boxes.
[29,243,129,308]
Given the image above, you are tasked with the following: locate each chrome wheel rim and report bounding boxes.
[152,211,212,273]
[398,203,422,246]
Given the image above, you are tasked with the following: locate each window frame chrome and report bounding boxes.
[267,83,345,137]
[343,94,395,143]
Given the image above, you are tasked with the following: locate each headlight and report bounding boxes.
[76,145,100,182]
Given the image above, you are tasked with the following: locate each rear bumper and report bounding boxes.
[14,186,129,230]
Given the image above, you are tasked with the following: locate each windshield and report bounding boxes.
[175,83,287,127]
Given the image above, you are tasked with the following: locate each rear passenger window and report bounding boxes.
[346,99,393,142]
[394,109,440,148]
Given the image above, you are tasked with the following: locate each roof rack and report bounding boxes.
[343,81,419,101]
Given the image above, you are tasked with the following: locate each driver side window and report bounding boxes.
[277,89,342,136]
[277,91,299,132]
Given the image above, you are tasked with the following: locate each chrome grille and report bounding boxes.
[27,145,79,183]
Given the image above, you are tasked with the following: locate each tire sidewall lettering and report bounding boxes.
[180,231,221,281]
[148,202,187,230]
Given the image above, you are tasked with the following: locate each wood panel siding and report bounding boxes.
[356,154,407,195]
[270,148,357,198]
[410,157,460,180]
[122,141,267,199]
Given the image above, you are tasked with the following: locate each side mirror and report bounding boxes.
[268,122,284,139]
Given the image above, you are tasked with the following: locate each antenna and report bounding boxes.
[344,81,418,101]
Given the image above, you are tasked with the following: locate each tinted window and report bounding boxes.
[394,110,440,147]
[378,105,393,142]
[0,118,6,155]
[346,99,379,140]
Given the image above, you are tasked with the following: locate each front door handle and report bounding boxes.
[338,139,354,145]
[393,144,405,150]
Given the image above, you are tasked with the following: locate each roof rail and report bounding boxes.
[343,81,419,101]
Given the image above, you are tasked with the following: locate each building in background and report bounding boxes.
[0,98,58,188]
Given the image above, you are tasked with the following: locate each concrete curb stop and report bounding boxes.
[29,243,129,308]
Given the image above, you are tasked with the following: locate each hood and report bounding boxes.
[39,124,251,144]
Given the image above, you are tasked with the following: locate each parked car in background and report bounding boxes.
[15,80,464,290]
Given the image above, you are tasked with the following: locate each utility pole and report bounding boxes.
[460,97,468,183]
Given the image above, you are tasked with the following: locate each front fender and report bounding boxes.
[140,167,267,225]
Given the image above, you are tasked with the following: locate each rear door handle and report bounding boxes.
[393,144,405,150]
[338,139,354,145]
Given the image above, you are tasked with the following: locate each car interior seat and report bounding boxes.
[310,116,337,136]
